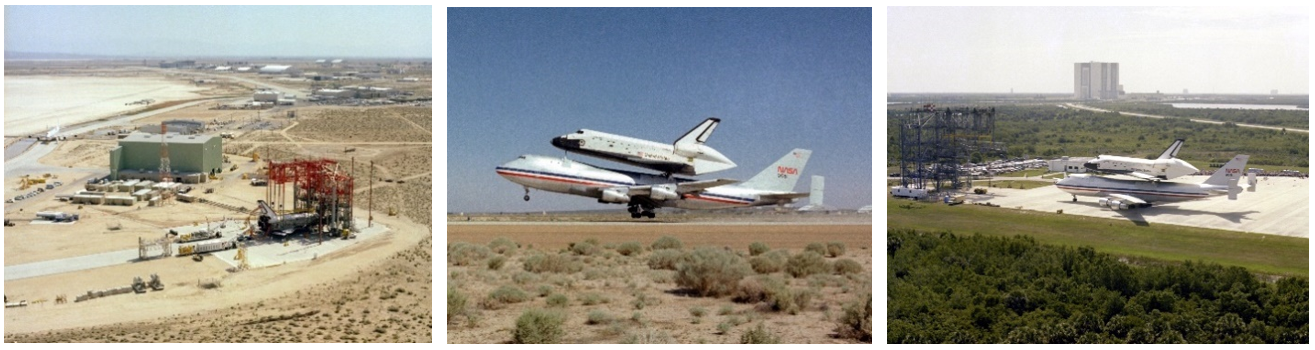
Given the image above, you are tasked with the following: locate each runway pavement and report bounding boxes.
[979,175,1309,237]
[4,248,140,281]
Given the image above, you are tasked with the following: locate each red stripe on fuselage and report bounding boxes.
[496,170,616,187]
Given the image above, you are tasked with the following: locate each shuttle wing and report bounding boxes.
[1156,139,1185,160]
[1106,193,1148,205]
[1127,172,1161,181]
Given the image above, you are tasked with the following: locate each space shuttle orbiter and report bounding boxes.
[551,118,736,176]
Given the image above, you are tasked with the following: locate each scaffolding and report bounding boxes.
[896,104,1005,191]
[264,158,355,242]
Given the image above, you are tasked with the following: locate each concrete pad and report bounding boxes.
[979,176,1308,238]
[210,218,389,269]
[4,248,140,281]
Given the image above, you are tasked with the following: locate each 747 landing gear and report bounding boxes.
[523,187,531,201]
[628,204,657,219]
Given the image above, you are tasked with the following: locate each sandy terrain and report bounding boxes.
[447,221,873,344]
[4,75,208,136]
[5,87,432,342]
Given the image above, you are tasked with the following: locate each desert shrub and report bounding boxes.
[448,242,491,266]
[447,285,466,324]
[826,242,846,258]
[623,328,674,343]
[748,242,770,256]
[740,323,780,344]
[536,285,553,297]
[584,268,606,280]
[766,283,816,315]
[646,249,688,270]
[579,292,609,305]
[512,271,540,285]
[487,256,507,270]
[749,250,789,274]
[676,247,752,297]
[690,306,707,318]
[734,277,769,303]
[546,293,569,308]
[717,321,732,334]
[718,304,735,315]
[570,241,600,256]
[804,242,827,256]
[586,309,613,325]
[786,251,830,278]
[489,237,518,255]
[523,253,582,274]
[631,293,657,310]
[584,237,600,246]
[513,308,565,344]
[832,258,864,275]
[648,270,674,284]
[836,292,872,342]
[616,241,644,256]
[651,236,684,250]
[489,285,531,304]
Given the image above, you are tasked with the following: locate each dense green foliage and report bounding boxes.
[888,229,1308,343]
[1091,101,1308,129]
[887,104,1308,168]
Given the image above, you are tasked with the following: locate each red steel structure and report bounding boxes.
[264,158,354,240]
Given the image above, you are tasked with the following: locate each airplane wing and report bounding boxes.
[1106,193,1148,205]
[622,179,738,198]
[675,179,738,193]
[759,192,810,201]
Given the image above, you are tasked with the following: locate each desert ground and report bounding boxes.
[446,216,873,344]
[4,62,432,342]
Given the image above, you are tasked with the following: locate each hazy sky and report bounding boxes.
[4,6,431,58]
[448,8,872,213]
[888,7,1308,94]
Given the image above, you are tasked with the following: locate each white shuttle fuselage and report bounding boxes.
[551,118,736,176]
[1083,139,1198,181]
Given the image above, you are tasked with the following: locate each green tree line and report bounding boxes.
[887,104,1308,168]
[1090,101,1308,130]
[887,228,1309,344]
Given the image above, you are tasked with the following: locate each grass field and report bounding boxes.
[886,196,1309,276]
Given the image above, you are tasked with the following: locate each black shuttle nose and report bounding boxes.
[552,136,581,150]
[1083,162,1098,171]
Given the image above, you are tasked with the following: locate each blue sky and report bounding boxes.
[4,6,431,58]
[447,8,872,213]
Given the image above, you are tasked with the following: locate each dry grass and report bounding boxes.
[288,107,429,142]
[447,223,873,344]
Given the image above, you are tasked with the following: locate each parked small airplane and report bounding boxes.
[1083,139,1198,181]
[35,124,66,143]
[1058,154,1256,210]
[496,149,811,218]
[550,117,736,176]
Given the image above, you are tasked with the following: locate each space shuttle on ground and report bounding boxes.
[551,118,736,176]
[1083,139,1198,181]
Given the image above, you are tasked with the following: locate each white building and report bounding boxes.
[253,89,281,102]
[1074,62,1120,100]
[1048,156,1093,173]
[259,65,302,76]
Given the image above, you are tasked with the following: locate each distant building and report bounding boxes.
[258,65,302,76]
[1074,62,1119,100]
[158,60,196,69]
[1048,156,1093,173]
[138,119,205,135]
[109,132,223,183]
[254,89,281,103]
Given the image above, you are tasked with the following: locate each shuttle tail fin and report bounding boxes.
[739,149,811,192]
[1157,138,1185,160]
[1204,155,1249,187]
[674,118,720,146]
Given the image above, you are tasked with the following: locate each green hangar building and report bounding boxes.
[110,132,223,183]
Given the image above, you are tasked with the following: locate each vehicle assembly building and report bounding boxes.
[109,132,223,183]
